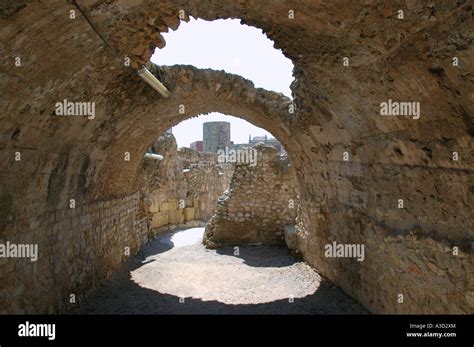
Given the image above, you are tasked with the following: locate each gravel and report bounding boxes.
[74,228,368,314]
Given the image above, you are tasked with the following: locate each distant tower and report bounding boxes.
[203,121,231,153]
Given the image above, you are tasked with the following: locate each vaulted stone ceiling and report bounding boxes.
[0,0,472,313]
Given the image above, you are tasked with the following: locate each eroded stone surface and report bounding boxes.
[140,133,233,231]
[204,144,298,247]
[0,0,472,314]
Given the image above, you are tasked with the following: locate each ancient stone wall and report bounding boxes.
[141,134,233,232]
[295,210,473,314]
[0,0,472,314]
[204,144,298,247]
[0,192,148,313]
[0,133,232,313]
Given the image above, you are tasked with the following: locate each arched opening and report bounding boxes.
[75,108,367,313]
[139,112,297,246]
[151,17,294,97]
[0,1,471,316]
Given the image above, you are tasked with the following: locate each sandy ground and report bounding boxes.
[74,228,368,314]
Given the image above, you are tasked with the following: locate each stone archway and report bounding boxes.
[94,63,297,200]
[0,0,472,314]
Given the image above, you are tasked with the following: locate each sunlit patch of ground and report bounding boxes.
[132,228,320,304]
[75,227,368,314]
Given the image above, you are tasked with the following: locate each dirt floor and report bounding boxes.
[74,228,369,314]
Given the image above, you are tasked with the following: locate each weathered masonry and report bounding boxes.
[141,133,233,233]
[0,1,472,314]
[204,144,298,248]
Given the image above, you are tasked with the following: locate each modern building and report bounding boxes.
[203,121,231,153]
[190,140,203,152]
[248,134,285,155]
[228,142,251,152]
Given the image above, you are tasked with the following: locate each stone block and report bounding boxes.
[168,210,184,225]
[160,200,177,212]
[183,207,195,221]
[151,212,169,228]
[149,199,159,213]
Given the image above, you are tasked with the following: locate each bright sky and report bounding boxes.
[151,17,294,148]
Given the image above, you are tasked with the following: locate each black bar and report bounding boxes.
[0,315,471,346]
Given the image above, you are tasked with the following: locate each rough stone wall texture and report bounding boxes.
[0,0,472,314]
[141,134,233,232]
[204,144,298,247]
[0,132,232,314]
[0,193,148,313]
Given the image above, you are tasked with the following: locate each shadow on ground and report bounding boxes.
[72,228,369,315]
[215,245,297,268]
